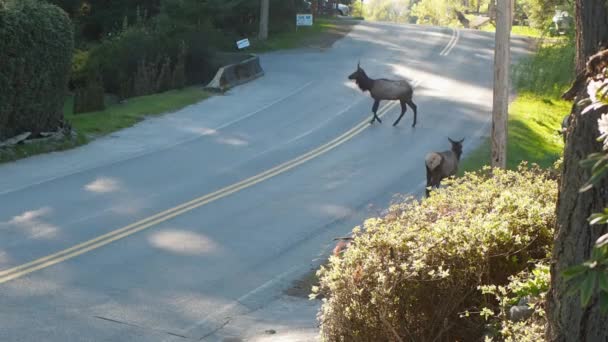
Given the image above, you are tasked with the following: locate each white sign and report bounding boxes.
[296,14,313,26]
[236,38,250,49]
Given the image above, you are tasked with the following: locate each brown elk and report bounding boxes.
[348,63,418,127]
[425,138,464,197]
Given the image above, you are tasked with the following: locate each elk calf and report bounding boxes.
[332,237,353,257]
[425,138,464,197]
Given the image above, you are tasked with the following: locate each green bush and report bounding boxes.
[84,25,162,97]
[83,22,213,99]
[0,0,73,140]
[316,165,557,341]
[73,78,105,114]
[477,263,549,341]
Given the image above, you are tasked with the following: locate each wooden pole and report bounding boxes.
[259,0,269,41]
[491,0,511,169]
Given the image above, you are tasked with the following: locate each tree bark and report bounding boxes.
[547,3,608,341]
[574,0,608,74]
[547,105,608,342]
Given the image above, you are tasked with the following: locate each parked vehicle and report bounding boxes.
[334,2,350,16]
[550,10,573,36]
[302,1,350,16]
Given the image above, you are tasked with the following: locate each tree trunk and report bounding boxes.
[547,105,608,341]
[574,0,608,74]
[546,2,608,341]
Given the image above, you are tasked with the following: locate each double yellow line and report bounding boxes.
[0,102,397,284]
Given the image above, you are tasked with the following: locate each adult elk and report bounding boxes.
[348,63,418,127]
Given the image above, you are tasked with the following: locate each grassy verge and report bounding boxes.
[249,18,348,52]
[0,87,210,164]
[479,23,546,38]
[459,40,575,173]
[65,87,210,137]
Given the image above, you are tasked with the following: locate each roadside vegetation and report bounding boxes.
[312,36,573,338]
[65,87,210,138]
[360,0,572,39]
[460,40,574,172]
[317,166,557,341]
[313,1,608,341]
[0,0,348,164]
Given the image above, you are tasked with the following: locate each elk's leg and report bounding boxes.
[393,99,407,126]
[371,100,382,124]
[425,166,432,197]
[407,99,418,127]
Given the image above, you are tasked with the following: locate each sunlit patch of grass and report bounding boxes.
[460,40,574,172]
[479,23,546,38]
[460,93,569,173]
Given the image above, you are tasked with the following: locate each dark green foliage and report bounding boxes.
[132,58,160,97]
[64,0,299,103]
[47,0,161,43]
[83,23,213,99]
[156,57,173,93]
[0,0,74,140]
[171,42,187,90]
[73,80,105,114]
[52,0,299,46]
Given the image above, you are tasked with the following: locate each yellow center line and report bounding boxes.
[0,102,398,284]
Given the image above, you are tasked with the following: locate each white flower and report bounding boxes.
[587,79,608,103]
[599,114,608,136]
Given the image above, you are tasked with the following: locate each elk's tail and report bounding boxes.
[425,152,442,171]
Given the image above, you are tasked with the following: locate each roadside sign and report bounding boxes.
[296,14,313,26]
[236,38,250,49]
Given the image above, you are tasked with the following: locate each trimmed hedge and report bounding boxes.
[316,165,557,341]
[0,0,73,140]
[81,24,213,100]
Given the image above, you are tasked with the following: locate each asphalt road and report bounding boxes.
[0,22,532,341]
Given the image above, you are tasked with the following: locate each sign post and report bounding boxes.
[236,38,250,50]
[296,13,313,32]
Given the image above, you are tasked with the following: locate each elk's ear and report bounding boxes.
[448,137,455,144]
[459,138,465,143]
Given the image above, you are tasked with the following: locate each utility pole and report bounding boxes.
[259,0,269,41]
[491,0,512,169]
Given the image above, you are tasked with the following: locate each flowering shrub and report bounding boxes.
[478,264,549,342]
[316,165,557,341]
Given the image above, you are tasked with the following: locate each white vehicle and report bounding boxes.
[303,1,350,16]
[336,3,350,16]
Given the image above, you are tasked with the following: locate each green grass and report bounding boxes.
[479,23,545,38]
[0,86,210,164]
[459,40,575,173]
[459,94,570,172]
[511,25,544,38]
[66,86,210,137]
[249,18,339,52]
